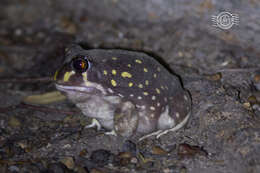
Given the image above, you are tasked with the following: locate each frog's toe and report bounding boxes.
[85,118,102,131]
[157,111,191,138]
[105,130,117,136]
[138,130,163,141]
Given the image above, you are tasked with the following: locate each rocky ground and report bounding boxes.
[0,0,260,172]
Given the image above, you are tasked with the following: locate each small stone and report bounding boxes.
[180,167,187,173]
[178,51,184,57]
[118,152,132,166]
[60,157,75,170]
[90,149,113,166]
[17,141,27,149]
[8,166,19,172]
[254,74,260,83]
[163,168,171,173]
[63,115,74,123]
[118,152,132,159]
[79,149,88,157]
[178,143,208,157]
[62,144,71,149]
[90,168,103,173]
[130,157,138,164]
[8,116,21,129]
[248,95,257,104]
[152,146,168,155]
[60,16,77,34]
[239,146,250,157]
[207,72,222,81]
[243,102,251,109]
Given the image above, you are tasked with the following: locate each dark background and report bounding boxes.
[0,0,260,172]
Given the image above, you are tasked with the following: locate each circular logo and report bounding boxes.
[216,12,235,30]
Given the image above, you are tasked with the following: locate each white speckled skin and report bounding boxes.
[55,44,192,138]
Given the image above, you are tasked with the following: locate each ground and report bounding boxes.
[0,0,260,173]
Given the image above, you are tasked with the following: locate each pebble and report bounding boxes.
[90,149,113,166]
[60,157,75,170]
[152,146,168,155]
[8,116,21,129]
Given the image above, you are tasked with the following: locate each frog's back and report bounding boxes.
[85,49,191,133]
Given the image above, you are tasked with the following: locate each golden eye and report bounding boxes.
[72,56,89,73]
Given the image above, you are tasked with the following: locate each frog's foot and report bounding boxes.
[156,111,191,138]
[139,127,180,141]
[105,130,117,136]
[139,112,191,141]
[139,130,163,141]
[85,118,101,131]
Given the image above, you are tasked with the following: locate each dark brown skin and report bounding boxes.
[54,44,192,138]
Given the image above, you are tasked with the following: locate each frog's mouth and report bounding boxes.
[55,84,95,93]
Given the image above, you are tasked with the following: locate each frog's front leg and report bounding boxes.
[85,118,102,131]
[112,101,139,138]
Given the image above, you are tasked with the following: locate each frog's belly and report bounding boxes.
[75,96,117,129]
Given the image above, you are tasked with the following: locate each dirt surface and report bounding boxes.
[1,0,260,173]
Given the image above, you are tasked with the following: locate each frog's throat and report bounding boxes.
[82,72,107,95]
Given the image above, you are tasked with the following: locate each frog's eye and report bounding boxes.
[72,57,89,73]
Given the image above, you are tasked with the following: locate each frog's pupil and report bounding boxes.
[73,58,88,72]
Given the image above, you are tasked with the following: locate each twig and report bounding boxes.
[0,103,79,115]
[216,68,259,73]
[0,77,53,83]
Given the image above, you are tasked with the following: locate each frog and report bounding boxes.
[54,44,192,140]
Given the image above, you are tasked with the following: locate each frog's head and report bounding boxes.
[54,45,108,102]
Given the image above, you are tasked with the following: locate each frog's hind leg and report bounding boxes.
[113,101,139,138]
[139,111,191,141]
[138,130,163,141]
[155,111,191,138]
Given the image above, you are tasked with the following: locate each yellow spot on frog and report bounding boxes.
[144,68,148,72]
[145,80,149,85]
[153,73,157,78]
[53,70,59,81]
[103,70,108,75]
[138,84,143,88]
[63,71,75,82]
[157,67,161,72]
[121,72,132,78]
[128,82,133,87]
[112,69,117,75]
[143,92,149,96]
[156,88,160,94]
[135,59,142,64]
[127,64,131,67]
[112,57,118,60]
[82,72,88,81]
[161,86,165,90]
[111,79,117,87]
